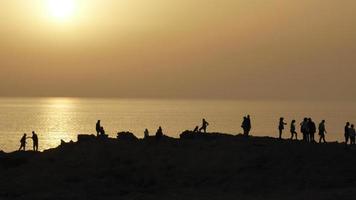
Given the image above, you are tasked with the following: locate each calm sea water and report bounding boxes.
[0,98,354,152]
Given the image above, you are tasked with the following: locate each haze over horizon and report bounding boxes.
[1,0,355,100]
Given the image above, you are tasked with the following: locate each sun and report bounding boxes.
[48,0,76,21]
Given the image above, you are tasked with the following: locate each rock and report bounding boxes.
[117,132,138,140]
[77,134,96,142]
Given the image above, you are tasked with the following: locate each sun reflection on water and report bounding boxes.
[39,98,77,150]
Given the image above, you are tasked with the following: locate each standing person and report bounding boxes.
[290,120,297,140]
[31,131,39,151]
[199,118,209,133]
[241,116,248,136]
[318,120,327,144]
[308,118,316,143]
[19,133,27,151]
[246,115,252,135]
[96,120,101,136]
[350,124,356,145]
[278,117,287,139]
[144,129,149,139]
[300,118,308,142]
[345,122,350,145]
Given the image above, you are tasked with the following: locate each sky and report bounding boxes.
[0,0,355,100]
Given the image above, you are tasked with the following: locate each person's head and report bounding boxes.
[352,124,354,128]
[292,120,296,123]
[280,117,284,121]
[32,131,35,134]
[321,120,325,123]
[347,122,350,126]
[24,133,26,136]
[304,118,307,121]
[247,115,250,118]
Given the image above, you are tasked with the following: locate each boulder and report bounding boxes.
[117,132,138,141]
[77,134,96,142]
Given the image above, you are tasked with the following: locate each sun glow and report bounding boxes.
[47,0,76,21]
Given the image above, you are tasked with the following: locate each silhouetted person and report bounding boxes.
[156,126,163,139]
[199,118,209,133]
[290,120,297,140]
[144,129,149,139]
[193,126,199,132]
[300,118,309,142]
[318,120,327,144]
[350,124,356,145]
[241,117,248,135]
[241,115,252,136]
[278,117,287,139]
[31,131,39,151]
[246,115,251,135]
[96,120,101,136]
[345,122,350,145]
[100,126,106,136]
[308,118,316,142]
[19,133,27,151]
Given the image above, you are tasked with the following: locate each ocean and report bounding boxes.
[0,98,354,152]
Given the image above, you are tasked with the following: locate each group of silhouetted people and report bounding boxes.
[278,117,327,143]
[19,117,356,152]
[191,118,209,133]
[142,126,164,139]
[344,122,356,146]
[18,131,39,151]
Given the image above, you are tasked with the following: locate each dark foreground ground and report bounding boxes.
[1,133,356,200]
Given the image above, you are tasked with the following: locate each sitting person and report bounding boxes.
[156,126,163,139]
[98,126,108,138]
[193,126,199,133]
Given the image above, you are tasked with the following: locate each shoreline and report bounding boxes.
[0,132,355,200]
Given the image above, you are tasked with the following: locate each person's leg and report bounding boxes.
[279,129,282,139]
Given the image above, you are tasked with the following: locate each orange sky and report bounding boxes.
[0,0,355,100]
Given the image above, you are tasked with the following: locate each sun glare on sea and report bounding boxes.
[47,0,76,21]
